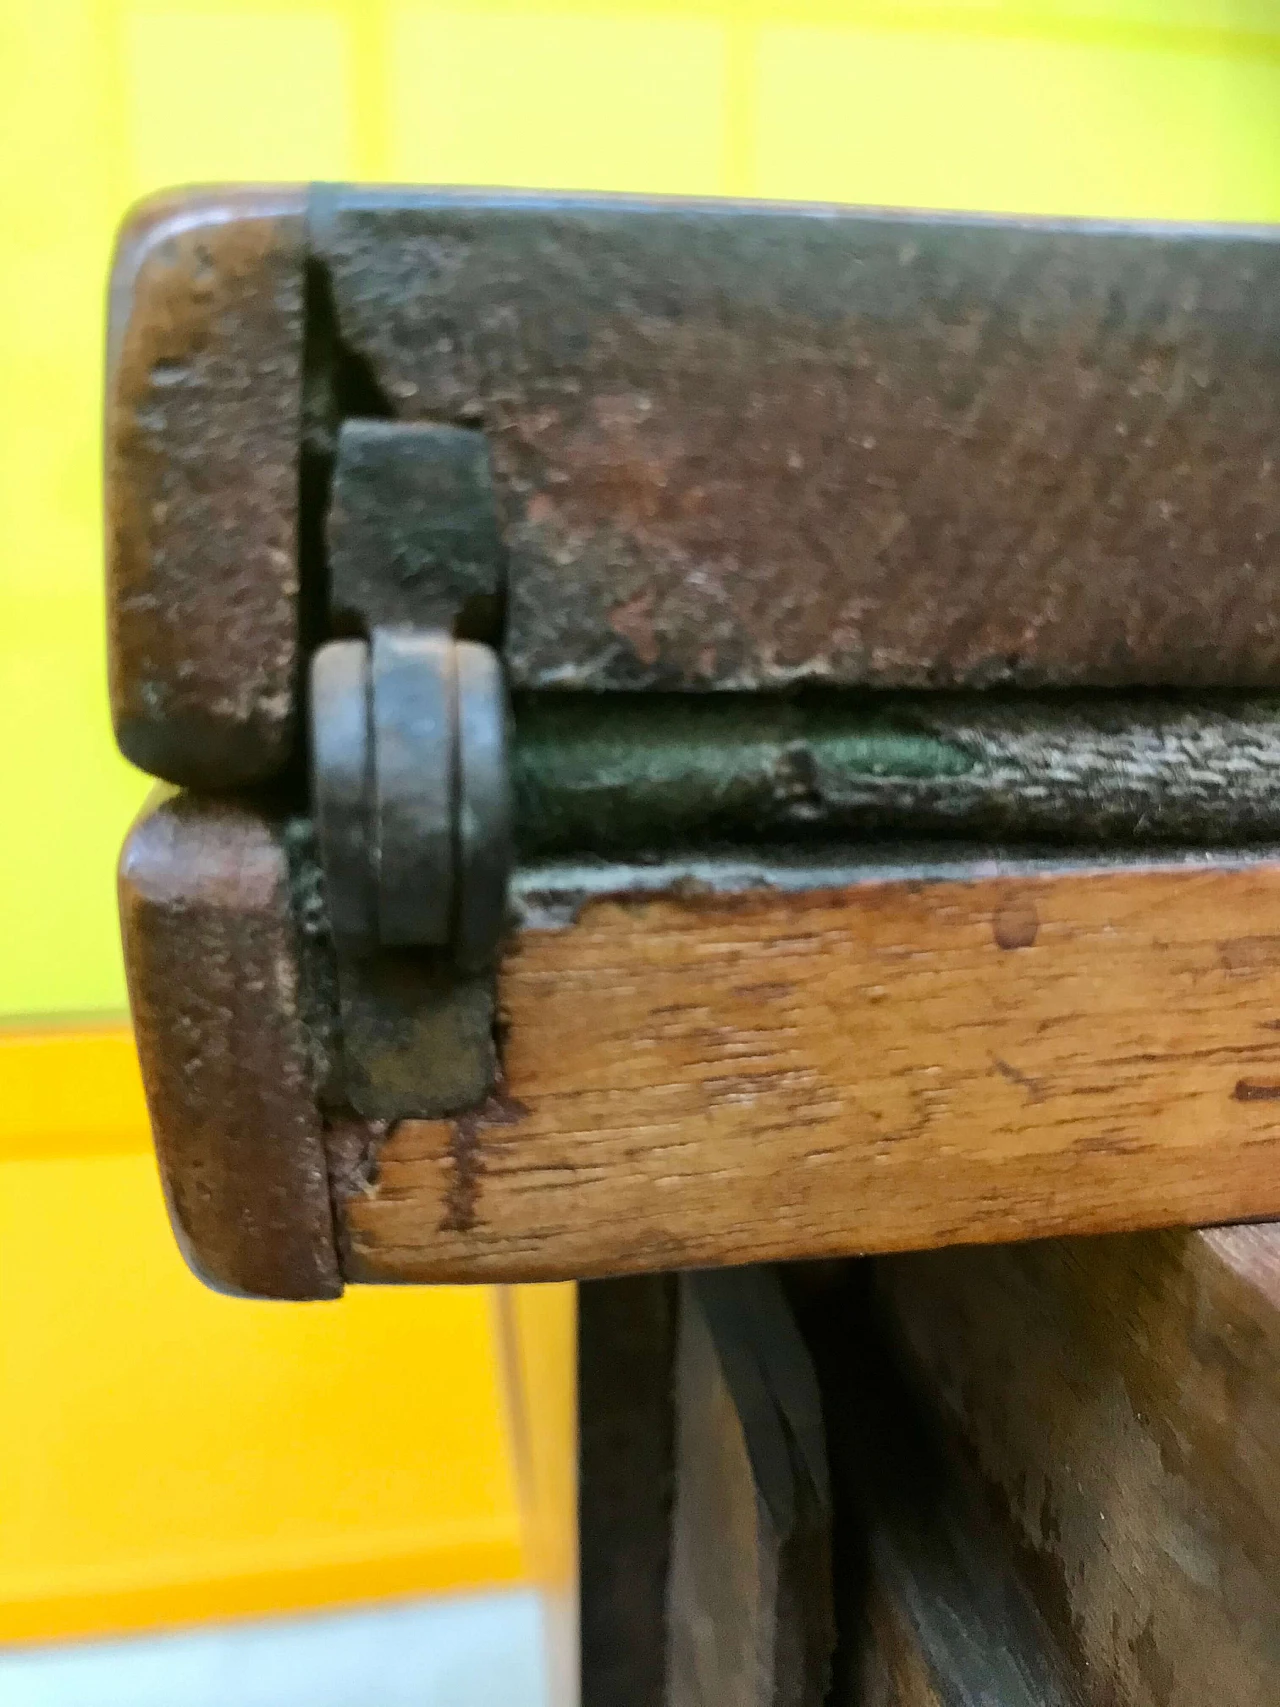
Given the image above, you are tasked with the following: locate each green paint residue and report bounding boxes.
[811,730,974,780]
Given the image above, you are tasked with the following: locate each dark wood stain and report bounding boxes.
[994,1057,1046,1101]
[439,1090,530,1234]
[1233,1079,1280,1102]
[994,896,1040,951]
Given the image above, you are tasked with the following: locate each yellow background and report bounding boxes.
[1,0,1278,1645]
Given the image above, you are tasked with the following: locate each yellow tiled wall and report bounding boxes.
[1,0,1278,1645]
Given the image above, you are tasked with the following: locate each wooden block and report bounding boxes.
[873,1224,1280,1706]
[797,1266,1077,1707]
[339,854,1280,1282]
[313,189,1280,693]
[854,1583,947,1707]
[666,1269,834,1707]
[578,1277,676,1707]
[847,1439,1072,1707]
[107,188,305,788]
[119,790,341,1300]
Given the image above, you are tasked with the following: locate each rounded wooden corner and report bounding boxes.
[106,186,308,790]
[119,791,343,1303]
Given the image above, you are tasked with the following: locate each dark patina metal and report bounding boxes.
[372,628,457,947]
[329,419,506,639]
[310,639,376,949]
[510,691,1280,855]
[309,628,512,1118]
[455,642,515,973]
[334,952,497,1123]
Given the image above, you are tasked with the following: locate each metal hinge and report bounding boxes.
[311,631,511,972]
[112,190,1280,1126]
[306,419,514,1120]
[309,626,513,1120]
[304,399,1280,1123]
[105,187,1280,1299]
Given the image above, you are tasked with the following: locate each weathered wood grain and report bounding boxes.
[666,1269,833,1707]
[119,790,341,1300]
[340,855,1280,1282]
[313,189,1280,693]
[874,1224,1280,1707]
[107,187,304,788]
[578,1277,676,1707]
[795,1265,1076,1707]
[853,1582,946,1707]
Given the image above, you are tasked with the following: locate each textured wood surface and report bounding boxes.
[578,1277,676,1707]
[853,1582,946,1707]
[107,187,304,788]
[314,189,1280,693]
[796,1266,1076,1707]
[340,855,1280,1282]
[875,1224,1280,1707]
[666,1270,833,1707]
[119,791,341,1300]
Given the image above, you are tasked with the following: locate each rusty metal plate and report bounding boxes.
[328,419,505,637]
[312,188,1280,692]
[107,187,305,788]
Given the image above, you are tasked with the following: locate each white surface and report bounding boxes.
[0,1589,548,1707]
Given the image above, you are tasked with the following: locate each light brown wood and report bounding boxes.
[874,1223,1280,1707]
[340,857,1280,1281]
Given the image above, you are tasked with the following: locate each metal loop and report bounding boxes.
[309,628,511,966]
[310,639,376,950]
[454,641,513,971]
[371,629,456,948]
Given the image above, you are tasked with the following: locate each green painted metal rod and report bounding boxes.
[512,692,1280,855]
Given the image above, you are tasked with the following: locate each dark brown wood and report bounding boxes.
[578,1276,676,1707]
[119,789,341,1299]
[666,1269,834,1707]
[107,187,305,788]
[849,1443,1069,1707]
[339,854,1280,1283]
[795,1265,1076,1707]
[853,1582,946,1707]
[874,1225,1280,1706]
[313,189,1280,694]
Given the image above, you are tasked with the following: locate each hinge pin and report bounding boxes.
[310,629,512,970]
